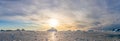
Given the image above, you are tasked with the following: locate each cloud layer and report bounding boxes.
[0,0,120,31]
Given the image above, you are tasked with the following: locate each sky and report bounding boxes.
[0,0,120,31]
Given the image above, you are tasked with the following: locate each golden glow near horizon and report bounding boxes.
[48,18,59,28]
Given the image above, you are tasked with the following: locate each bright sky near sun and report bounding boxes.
[0,0,120,31]
[48,19,59,27]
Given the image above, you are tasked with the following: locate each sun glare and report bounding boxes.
[48,19,59,27]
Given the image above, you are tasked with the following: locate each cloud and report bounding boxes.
[0,0,120,31]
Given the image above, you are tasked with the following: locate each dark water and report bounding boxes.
[0,31,120,41]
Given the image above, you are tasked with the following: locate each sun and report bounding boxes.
[48,18,59,28]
